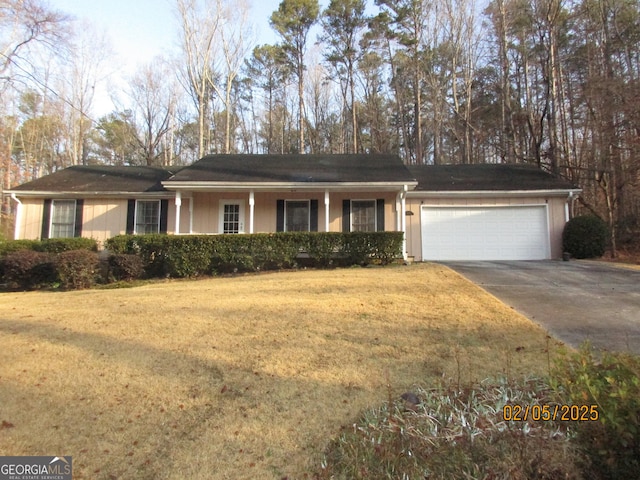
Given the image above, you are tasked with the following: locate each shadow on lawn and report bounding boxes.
[0,312,555,479]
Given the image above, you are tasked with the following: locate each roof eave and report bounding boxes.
[162,181,418,192]
[6,190,173,198]
[406,188,582,198]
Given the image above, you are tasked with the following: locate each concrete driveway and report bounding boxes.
[444,260,640,354]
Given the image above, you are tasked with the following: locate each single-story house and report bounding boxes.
[7,154,581,261]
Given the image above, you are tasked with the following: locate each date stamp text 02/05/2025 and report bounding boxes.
[502,404,599,422]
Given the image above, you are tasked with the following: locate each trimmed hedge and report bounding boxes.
[0,233,403,288]
[1,250,57,290]
[107,254,145,282]
[0,248,100,290]
[104,232,404,278]
[0,237,98,257]
[56,250,100,290]
[563,215,608,259]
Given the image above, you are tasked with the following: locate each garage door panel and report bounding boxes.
[421,206,549,261]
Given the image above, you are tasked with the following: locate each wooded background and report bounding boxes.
[1,0,639,254]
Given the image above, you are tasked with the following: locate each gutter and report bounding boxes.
[4,190,177,199]
[406,188,582,198]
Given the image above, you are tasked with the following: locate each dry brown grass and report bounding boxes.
[0,264,560,479]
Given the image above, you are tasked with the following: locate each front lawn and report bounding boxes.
[0,264,558,479]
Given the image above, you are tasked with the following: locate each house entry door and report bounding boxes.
[220,201,245,234]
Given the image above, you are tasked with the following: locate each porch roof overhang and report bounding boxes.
[162,181,418,193]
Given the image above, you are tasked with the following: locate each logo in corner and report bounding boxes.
[0,455,72,480]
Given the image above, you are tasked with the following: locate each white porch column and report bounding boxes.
[189,195,194,234]
[11,194,22,240]
[324,190,330,232]
[249,190,255,234]
[401,185,408,260]
[174,191,182,234]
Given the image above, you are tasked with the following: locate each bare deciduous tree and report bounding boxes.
[175,0,221,158]
[210,0,253,154]
[125,58,178,166]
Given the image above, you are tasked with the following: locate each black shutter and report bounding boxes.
[159,199,169,234]
[126,200,136,234]
[41,199,52,239]
[342,200,350,232]
[310,200,319,232]
[376,199,385,232]
[276,199,285,232]
[74,199,84,237]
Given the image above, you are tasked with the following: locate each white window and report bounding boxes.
[285,200,310,232]
[351,200,376,232]
[135,200,160,234]
[50,200,76,238]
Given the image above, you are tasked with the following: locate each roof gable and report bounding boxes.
[408,164,578,191]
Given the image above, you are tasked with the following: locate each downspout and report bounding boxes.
[565,191,574,223]
[249,190,255,234]
[175,191,182,234]
[11,194,22,240]
[324,190,330,232]
[564,192,571,223]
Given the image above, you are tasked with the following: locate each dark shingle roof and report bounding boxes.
[10,159,579,195]
[166,154,414,184]
[11,165,182,193]
[408,164,578,191]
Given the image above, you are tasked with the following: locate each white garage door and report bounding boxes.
[421,205,550,261]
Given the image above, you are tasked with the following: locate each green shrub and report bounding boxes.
[0,238,98,257]
[105,234,171,278]
[0,239,41,256]
[209,234,299,273]
[107,254,144,282]
[56,249,100,290]
[104,232,404,278]
[307,233,343,267]
[342,232,376,265]
[563,215,608,259]
[103,235,141,255]
[38,237,98,254]
[369,231,405,264]
[550,345,640,479]
[1,250,57,290]
[165,235,217,277]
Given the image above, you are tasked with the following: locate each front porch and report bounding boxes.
[170,188,409,236]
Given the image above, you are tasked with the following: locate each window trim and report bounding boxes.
[134,199,161,235]
[350,199,377,232]
[49,199,77,238]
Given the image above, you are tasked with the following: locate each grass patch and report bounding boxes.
[0,264,560,479]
